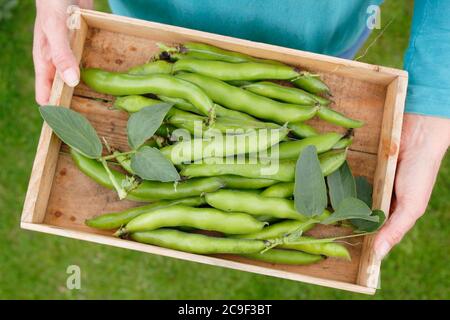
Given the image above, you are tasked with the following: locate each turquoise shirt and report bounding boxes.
[109,0,450,118]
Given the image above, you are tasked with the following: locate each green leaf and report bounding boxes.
[131,146,180,182]
[127,103,173,150]
[294,145,328,217]
[327,161,356,210]
[39,106,102,159]
[322,197,379,225]
[355,176,373,207]
[351,209,386,232]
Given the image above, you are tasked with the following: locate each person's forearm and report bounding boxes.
[374,114,450,259]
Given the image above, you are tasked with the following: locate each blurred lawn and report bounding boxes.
[0,0,448,299]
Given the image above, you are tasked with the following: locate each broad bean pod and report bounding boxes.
[317,106,364,128]
[127,60,173,75]
[175,73,318,125]
[319,149,348,177]
[85,197,204,230]
[287,122,318,138]
[219,175,278,189]
[81,69,214,116]
[260,182,294,198]
[280,236,351,260]
[243,81,320,105]
[276,132,343,159]
[71,149,225,201]
[173,59,299,81]
[205,190,330,220]
[234,219,317,240]
[130,229,271,254]
[158,95,202,114]
[119,205,267,235]
[243,249,323,265]
[292,72,330,95]
[161,128,289,164]
[180,159,296,182]
[163,42,283,65]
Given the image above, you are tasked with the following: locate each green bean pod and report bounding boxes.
[81,69,214,116]
[161,128,289,164]
[119,205,266,235]
[182,149,346,181]
[243,249,323,265]
[85,197,204,230]
[181,159,296,182]
[213,104,258,121]
[165,42,283,65]
[333,137,354,149]
[292,72,330,95]
[130,229,270,254]
[317,106,364,128]
[243,81,318,105]
[234,219,316,240]
[71,149,225,201]
[260,182,294,198]
[276,132,343,159]
[219,175,278,189]
[158,97,259,121]
[227,80,256,87]
[212,117,280,133]
[127,60,173,75]
[287,122,319,138]
[158,95,202,114]
[280,236,351,260]
[166,108,206,134]
[114,95,163,113]
[312,95,332,106]
[205,190,329,221]
[175,73,318,125]
[319,149,348,177]
[173,59,299,81]
[167,110,278,136]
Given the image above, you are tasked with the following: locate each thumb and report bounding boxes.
[43,18,79,87]
[374,203,418,260]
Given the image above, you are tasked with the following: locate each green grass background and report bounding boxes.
[0,0,448,299]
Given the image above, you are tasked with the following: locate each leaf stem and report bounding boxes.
[284,231,375,245]
[100,158,127,200]
[101,150,136,161]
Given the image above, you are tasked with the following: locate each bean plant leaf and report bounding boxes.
[131,146,180,182]
[321,197,379,225]
[355,176,373,207]
[39,106,102,159]
[350,209,386,232]
[327,161,356,210]
[294,145,328,217]
[127,103,173,150]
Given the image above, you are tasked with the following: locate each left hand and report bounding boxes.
[374,114,450,259]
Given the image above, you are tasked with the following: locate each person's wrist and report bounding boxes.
[402,114,450,154]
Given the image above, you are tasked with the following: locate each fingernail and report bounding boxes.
[376,241,390,261]
[63,68,79,87]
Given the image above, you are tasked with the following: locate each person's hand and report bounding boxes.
[33,0,93,105]
[374,114,450,260]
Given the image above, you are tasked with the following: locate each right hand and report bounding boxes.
[33,0,93,105]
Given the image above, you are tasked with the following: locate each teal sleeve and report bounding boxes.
[404,0,450,118]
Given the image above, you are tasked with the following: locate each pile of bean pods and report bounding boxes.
[77,42,365,265]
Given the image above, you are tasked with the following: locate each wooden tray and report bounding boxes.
[21,9,407,295]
